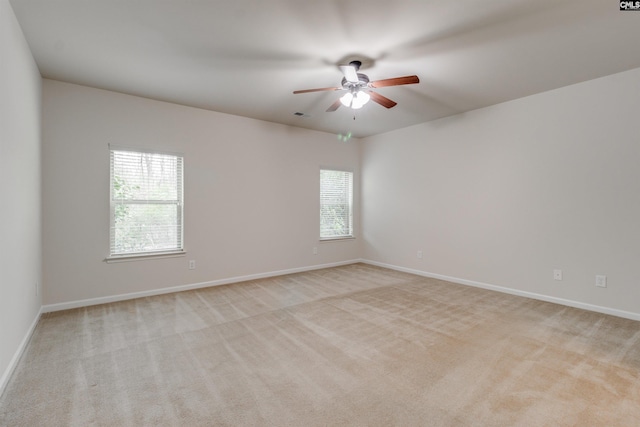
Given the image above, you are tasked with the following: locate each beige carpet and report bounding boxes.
[1,263,639,426]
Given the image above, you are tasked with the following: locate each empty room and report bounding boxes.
[2,0,640,425]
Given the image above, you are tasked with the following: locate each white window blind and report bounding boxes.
[110,148,183,257]
[320,169,353,239]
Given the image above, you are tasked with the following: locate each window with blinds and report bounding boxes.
[320,169,353,239]
[109,148,184,257]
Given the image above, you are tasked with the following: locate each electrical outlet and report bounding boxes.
[313,247,318,255]
[596,275,607,288]
[189,260,196,270]
[553,269,562,281]
[35,282,39,296]
[417,250,423,259]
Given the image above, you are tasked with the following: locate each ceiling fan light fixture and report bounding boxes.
[340,92,354,107]
[340,90,370,109]
[352,91,370,109]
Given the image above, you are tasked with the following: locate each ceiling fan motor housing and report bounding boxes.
[341,73,370,90]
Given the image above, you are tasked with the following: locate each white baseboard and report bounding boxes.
[361,259,640,322]
[42,259,361,313]
[42,258,640,322]
[0,306,42,398]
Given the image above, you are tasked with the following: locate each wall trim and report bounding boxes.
[0,307,42,398]
[361,259,640,322]
[42,259,361,313]
[42,258,640,322]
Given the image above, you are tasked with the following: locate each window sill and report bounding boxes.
[319,236,355,242]
[104,251,186,263]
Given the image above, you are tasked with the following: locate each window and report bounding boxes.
[320,169,353,239]
[109,148,184,258]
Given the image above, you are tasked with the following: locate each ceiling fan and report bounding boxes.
[293,60,419,112]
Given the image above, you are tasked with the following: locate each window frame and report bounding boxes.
[319,168,354,241]
[107,145,185,261]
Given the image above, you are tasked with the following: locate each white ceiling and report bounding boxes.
[10,0,640,138]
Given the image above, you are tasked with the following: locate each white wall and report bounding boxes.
[42,79,361,306]
[0,0,42,394]
[362,67,640,318]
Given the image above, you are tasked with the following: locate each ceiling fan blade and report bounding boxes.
[369,75,419,88]
[369,91,397,109]
[339,65,359,83]
[293,86,341,94]
[326,99,342,112]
